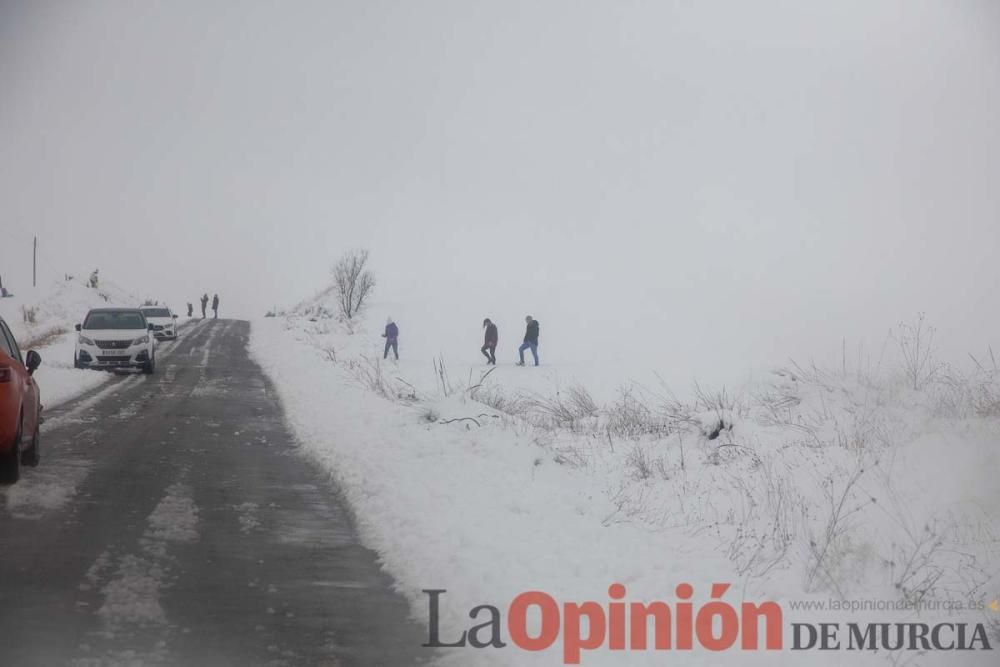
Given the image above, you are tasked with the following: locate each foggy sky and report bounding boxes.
[2,1,999,388]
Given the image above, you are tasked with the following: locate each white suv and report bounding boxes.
[74,308,156,374]
[140,306,179,340]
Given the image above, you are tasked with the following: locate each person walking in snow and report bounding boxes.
[212,294,219,319]
[187,302,193,317]
[200,293,209,319]
[382,317,399,360]
[481,318,498,365]
[516,315,540,366]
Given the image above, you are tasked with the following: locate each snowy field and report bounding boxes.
[251,287,1000,666]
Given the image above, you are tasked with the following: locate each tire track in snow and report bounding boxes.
[74,480,200,666]
[0,321,217,519]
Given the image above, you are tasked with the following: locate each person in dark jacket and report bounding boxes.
[516,315,539,366]
[382,317,399,360]
[481,318,498,365]
[187,302,193,317]
[200,294,209,319]
[212,294,219,319]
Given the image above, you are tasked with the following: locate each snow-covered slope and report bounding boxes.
[0,277,144,406]
[280,284,627,405]
[253,287,1000,666]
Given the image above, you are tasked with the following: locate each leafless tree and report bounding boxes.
[332,249,376,320]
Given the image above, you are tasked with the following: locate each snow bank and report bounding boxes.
[252,298,1000,666]
[0,276,186,407]
[0,277,140,343]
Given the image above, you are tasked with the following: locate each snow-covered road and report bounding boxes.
[0,319,430,666]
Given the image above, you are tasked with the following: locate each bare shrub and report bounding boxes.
[522,383,599,430]
[755,381,803,428]
[344,355,415,402]
[714,443,762,466]
[662,397,703,433]
[661,382,744,440]
[625,443,653,480]
[607,385,669,437]
[21,305,37,324]
[806,464,877,595]
[553,444,588,469]
[346,359,416,402]
[332,249,376,320]
[892,313,940,390]
[828,410,889,452]
[345,356,389,397]
[970,381,1000,417]
[433,356,457,396]
[725,458,797,579]
[754,366,839,438]
[521,394,575,429]
[931,369,969,418]
[301,303,336,321]
[889,521,946,606]
[394,377,419,402]
[602,481,650,526]
[754,459,797,576]
[464,366,497,393]
[871,457,991,608]
[565,384,599,418]
[471,384,528,416]
[965,349,1000,417]
[693,381,747,417]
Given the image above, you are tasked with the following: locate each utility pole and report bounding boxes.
[33,236,37,287]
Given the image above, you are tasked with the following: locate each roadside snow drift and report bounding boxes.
[251,290,1000,667]
[0,277,179,407]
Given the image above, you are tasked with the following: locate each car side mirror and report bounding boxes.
[172,314,178,319]
[75,323,82,332]
[148,323,155,330]
[25,350,41,375]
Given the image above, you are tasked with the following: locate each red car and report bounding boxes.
[0,316,42,483]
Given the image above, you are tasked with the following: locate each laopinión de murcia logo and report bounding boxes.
[423,584,997,664]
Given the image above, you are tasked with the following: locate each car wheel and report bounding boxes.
[74,355,83,369]
[22,424,39,468]
[143,355,155,375]
[0,419,22,484]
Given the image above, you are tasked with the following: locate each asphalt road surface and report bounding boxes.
[0,319,431,667]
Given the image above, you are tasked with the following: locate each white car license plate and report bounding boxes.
[103,350,130,357]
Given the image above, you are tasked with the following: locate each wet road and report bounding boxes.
[0,319,429,667]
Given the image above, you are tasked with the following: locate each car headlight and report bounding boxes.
[79,335,95,346]
[133,335,150,345]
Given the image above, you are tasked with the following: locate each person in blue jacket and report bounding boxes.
[382,317,399,360]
